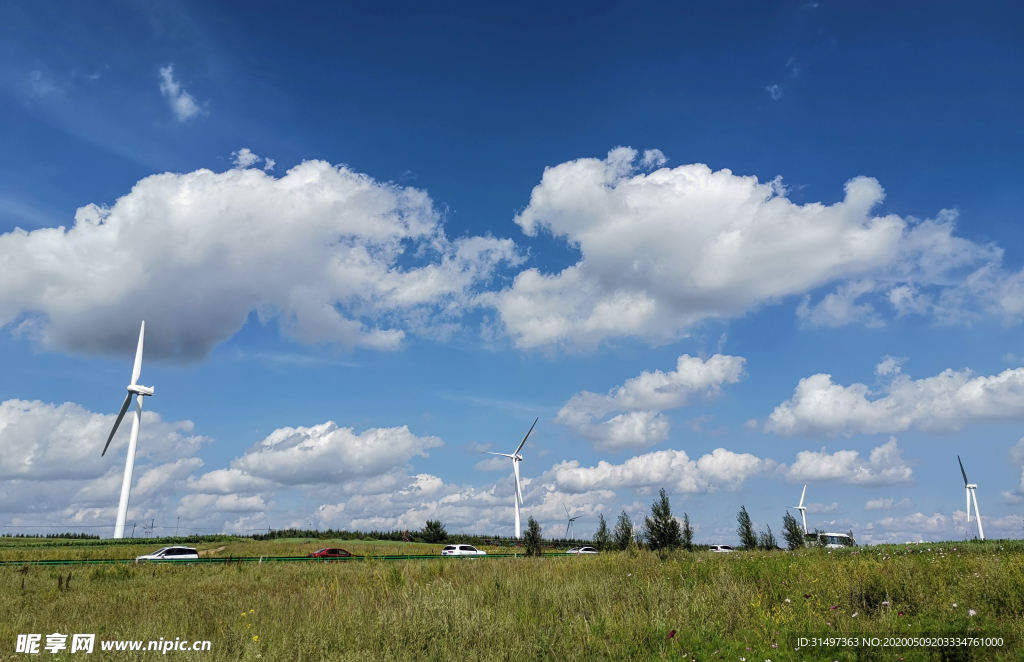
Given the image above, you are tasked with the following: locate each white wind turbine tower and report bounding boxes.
[794,485,808,534]
[483,417,537,539]
[101,322,155,539]
[563,503,580,540]
[959,456,984,541]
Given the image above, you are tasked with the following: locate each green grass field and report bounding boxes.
[2,539,1021,660]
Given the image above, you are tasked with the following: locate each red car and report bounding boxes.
[309,548,353,559]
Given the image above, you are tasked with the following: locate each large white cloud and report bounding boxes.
[551,447,778,494]
[196,421,443,488]
[0,157,517,361]
[556,353,745,451]
[491,148,909,348]
[766,360,1024,437]
[785,438,913,486]
[490,148,1024,348]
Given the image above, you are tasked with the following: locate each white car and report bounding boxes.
[566,546,599,554]
[440,544,486,556]
[135,546,199,561]
[709,545,735,553]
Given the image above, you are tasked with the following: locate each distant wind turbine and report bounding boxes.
[794,484,808,534]
[563,503,581,540]
[483,417,537,539]
[958,456,984,541]
[101,321,155,539]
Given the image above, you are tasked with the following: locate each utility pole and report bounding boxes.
[131,523,136,538]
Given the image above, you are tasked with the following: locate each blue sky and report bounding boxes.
[2,1,1024,544]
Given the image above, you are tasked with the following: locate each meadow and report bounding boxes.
[1,538,1022,661]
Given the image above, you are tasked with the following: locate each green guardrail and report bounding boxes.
[0,553,576,566]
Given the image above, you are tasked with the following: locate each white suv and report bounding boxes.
[135,546,199,561]
[708,545,735,553]
[441,544,486,556]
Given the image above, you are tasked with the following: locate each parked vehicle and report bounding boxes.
[309,548,353,558]
[806,532,855,549]
[566,546,599,554]
[708,545,735,553]
[135,546,199,561]
[441,544,486,556]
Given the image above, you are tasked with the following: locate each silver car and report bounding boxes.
[135,546,199,561]
[566,546,599,554]
[440,544,486,556]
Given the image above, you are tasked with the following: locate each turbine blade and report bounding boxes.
[484,452,514,458]
[102,393,133,456]
[799,485,807,507]
[966,487,971,522]
[958,455,969,487]
[513,460,523,504]
[972,488,984,540]
[565,521,570,539]
[514,417,538,455]
[564,503,570,518]
[130,321,145,386]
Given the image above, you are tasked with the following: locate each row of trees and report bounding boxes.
[520,489,699,555]
[379,490,856,554]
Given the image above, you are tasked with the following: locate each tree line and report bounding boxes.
[515,489,855,555]
[0,532,100,539]
[253,489,855,554]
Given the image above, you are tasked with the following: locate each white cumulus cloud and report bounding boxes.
[0,159,518,361]
[551,447,777,494]
[556,353,745,451]
[492,148,909,349]
[766,361,1024,437]
[491,148,1024,348]
[215,422,443,487]
[785,438,913,486]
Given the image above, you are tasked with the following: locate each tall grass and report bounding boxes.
[1,541,1021,660]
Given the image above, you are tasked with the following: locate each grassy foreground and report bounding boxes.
[2,540,1022,661]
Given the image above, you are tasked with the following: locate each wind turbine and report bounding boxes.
[101,321,155,539]
[958,456,984,541]
[483,417,537,539]
[563,503,580,540]
[794,484,808,534]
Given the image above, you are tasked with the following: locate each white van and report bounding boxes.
[807,533,855,549]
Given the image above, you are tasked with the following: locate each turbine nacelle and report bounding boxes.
[127,384,155,396]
